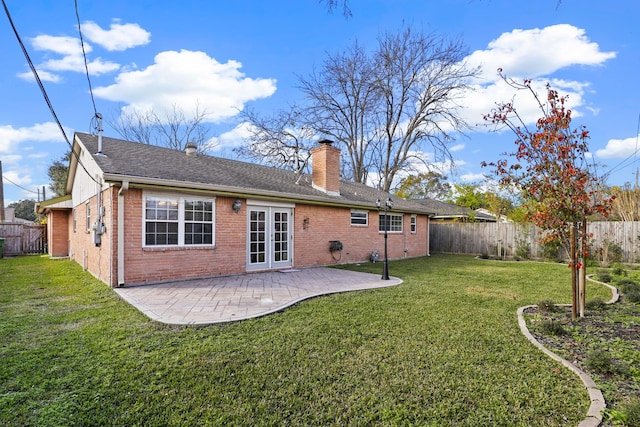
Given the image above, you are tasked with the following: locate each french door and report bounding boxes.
[247,206,293,270]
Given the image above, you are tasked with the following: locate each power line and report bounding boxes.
[1,174,39,195]
[2,0,99,186]
[75,0,98,117]
[3,0,69,145]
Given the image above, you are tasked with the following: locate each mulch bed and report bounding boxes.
[523,299,640,424]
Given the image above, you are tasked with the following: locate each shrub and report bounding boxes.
[515,238,531,260]
[584,349,618,374]
[599,240,624,267]
[541,239,563,262]
[537,299,557,313]
[585,298,607,311]
[597,270,613,283]
[612,266,627,277]
[625,287,640,304]
[616,278,639,294]
[624,399,640,427]
[608,242,624,263]
[539,319,566,336]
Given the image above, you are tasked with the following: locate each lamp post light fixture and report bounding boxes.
[377,197,393,280]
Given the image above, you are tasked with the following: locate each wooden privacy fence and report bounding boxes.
[0,223,46,256]
[430,221,640,263]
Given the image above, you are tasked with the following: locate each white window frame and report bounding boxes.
[410,215,417,233]
[379,213,403,233]
[85,202,91,231]
[142,193,216,248]
[350,210,369,226]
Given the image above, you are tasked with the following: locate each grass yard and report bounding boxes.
[0,254,613,426]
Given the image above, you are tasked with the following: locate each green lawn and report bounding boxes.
[0,254,612,426]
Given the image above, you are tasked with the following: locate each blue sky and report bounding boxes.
[1,0,639,205]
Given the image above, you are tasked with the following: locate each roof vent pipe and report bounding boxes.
[95,113,104,155]
[185,142,197,156]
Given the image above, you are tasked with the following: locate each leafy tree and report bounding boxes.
[485,191,515,221]
[482,75,613,319]
[395,172,450,200]
[48,151,71,197]
[234,107,315,174]
[447,183,488,210]
[109,103,216,152]
[296,26,478,191]
[8,199,37,221]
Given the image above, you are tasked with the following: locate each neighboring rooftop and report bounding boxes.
[414,198,496,222]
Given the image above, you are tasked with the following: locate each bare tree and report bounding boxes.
[234,107,316,173]
[372,28,478,191]
[109,103,216,152]
[299,27,478,191]
[299,41,380,184]
[318,0,562,17]
[318,0,351,17]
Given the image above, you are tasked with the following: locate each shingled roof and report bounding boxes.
[74,132,433,215]
[414,198,495,221]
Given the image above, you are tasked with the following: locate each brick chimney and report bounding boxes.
[311,140,340,196]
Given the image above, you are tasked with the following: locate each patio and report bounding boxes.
[114,267,402,325]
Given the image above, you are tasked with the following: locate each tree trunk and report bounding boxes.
[579,217,587,318]
[570,223,578,321]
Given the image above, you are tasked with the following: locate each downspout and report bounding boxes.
[117,181,129,287]
[426,215,432,256]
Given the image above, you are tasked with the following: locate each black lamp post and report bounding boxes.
[377,197,393,280]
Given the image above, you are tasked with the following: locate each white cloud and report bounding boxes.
[596,135,640,158]
[459,172,486,182]
[209,122,255,151]
[31,35,87,56]
[460,24,615,131]
[450,143,465,152]
[464,79,587,130]
[0,155,22,165]
[82,20,151,51]
[94,50,277,123]
[2,169,32,186]
[0,122,66,153]
[466,24,616,82]
[28,34,120,79]
[17,69,61,83]
[40,55,120,75]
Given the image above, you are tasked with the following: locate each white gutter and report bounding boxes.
[117,181,129,287]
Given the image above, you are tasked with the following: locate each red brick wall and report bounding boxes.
[47,210,69,257]
[71,187,429,286]
[119,190,247,285]
[68,189,113,285]
[311,143,341,194]
[294,205,428,266]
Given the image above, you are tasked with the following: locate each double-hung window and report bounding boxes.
[350,210,368,226]
[143,194,215,247]
[379,213,403,233]
[410,215,417,233]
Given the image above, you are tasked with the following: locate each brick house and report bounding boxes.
[38,132,433,287]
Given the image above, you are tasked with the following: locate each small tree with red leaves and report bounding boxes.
[482,73,614,319]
